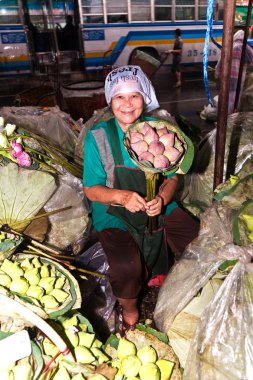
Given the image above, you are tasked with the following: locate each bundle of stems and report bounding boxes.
[17,127,83,178]
[145,172,159,232]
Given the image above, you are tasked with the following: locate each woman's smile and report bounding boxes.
[111,92,144,131]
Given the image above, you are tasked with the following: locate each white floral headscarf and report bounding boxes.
[104,65,160,112]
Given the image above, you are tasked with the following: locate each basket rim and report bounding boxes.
[61,80,105,91]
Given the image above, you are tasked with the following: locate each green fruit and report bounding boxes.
[26,285,44,300]
[0,273,11,287]
[156,359,175,380]
[11,262,24,278]
[114,370,124,380]
[62,316,78,329]
[38,277,55,294]
[40,265,50,278]
[229,175,239,186]
[79,323,88,332]
[24,268,40,286]
[49,289,68,303]
[31,257,41,268]
[20,258,33,270]
[1,259,14,273]
[43,337,59,357]
[248,231,253,242]
[40,294,59,309]
[74,346,95,364]
[87,375,107,380]
[110,359,121,369]
[137,345,157,364]
[12,363,33,380]
[242,214,253,232]
[78,332,95,348]
[52,367,71,380]
[91,338,103,348]
[65,330,79,348]
[117,338,137,360]
[9,277,29,294]
[121,355,142,377]
[90,348,109,364]
[50,266,56,277]
[139,363,161,380]
[55,277,65,289]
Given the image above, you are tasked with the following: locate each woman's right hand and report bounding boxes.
[120,190,147,213]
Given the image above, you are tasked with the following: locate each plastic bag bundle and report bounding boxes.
[183,244,253,380]
[0,106,78,154]
[185,112,253,208]
[154,203,235,366]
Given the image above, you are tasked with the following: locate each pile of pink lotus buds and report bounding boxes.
[129,122,182,169]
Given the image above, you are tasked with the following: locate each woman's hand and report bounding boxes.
[121,190,147,213]
[145,195,163,217]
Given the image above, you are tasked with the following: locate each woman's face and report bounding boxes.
[111,92,144,131]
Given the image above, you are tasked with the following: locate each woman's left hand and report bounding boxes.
[145,195,163,216]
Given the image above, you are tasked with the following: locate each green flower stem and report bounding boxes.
[145,172,159,232]
[19,127,82,164]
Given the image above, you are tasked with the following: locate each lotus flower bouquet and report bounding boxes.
[124,119,194,230]
[0,116,83,178]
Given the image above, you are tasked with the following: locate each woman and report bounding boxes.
[83,65,199,335]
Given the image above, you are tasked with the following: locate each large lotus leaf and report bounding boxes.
[0,163,56,232]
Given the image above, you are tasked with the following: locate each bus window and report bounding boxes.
[131,0,151,22]
[198,0,207,20]
[0,0,21,24]
[82,0,104,23]
[107,1,128,23]
[155,0,172,21]
[175,0,195,21]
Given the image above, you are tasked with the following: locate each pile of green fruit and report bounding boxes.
[110,337,174,380]
[0,256,72,312]
[43,315,109,366]
[41,314,115,380]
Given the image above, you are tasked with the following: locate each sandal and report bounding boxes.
[117,306,136,338]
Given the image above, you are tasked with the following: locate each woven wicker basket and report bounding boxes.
[61,81,107,121]
[15,85,57,107]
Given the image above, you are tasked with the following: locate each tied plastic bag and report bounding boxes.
[154,203,235,367]
[183,244,253,380]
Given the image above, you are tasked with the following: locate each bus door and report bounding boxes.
[0,0,31,77]
[21,0,82,75]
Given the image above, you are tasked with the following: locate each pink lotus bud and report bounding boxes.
[159,133,175,147]
[143,129,159,144]
[10,140,23,158]
[157,127,169,137]
[16,151,32,167]
[130,140,148,156]
[130,131,144,143]
[138,151,154,164]
[164,146,180,162]
[142,122,153,134]
[148,141,165,156]
[153,154,170,169]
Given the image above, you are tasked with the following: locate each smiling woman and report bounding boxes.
[82,65,200,336]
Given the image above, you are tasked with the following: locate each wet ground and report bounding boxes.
[0,64,217,138]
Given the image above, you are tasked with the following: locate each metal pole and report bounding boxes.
[213,0,236,190]
[233,0,253,112]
